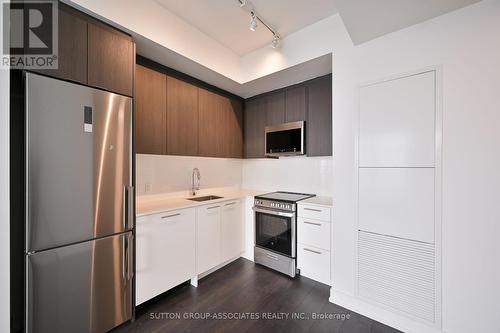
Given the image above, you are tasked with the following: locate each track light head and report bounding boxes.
[249,13,258,31]
[271,34,280,48]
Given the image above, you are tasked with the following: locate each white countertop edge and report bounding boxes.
[136,187,266,217]
[298,196,333,208]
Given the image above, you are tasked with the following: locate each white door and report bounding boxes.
[220,200,243,262]
[359,71,435,167]
[136,208,196,305]
[196,204,221,274]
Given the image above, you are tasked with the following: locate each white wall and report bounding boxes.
[242,1,500,332]
[0,2,10,329]
[65,0,241,81]
[136,154,332,197]
[242,156,333,196]
[332,1,500,332]
[136,154,243,195]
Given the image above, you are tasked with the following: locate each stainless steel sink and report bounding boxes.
[187,195,223,202]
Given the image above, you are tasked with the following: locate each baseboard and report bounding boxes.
[329,288,443,333]
[198,255,243,280]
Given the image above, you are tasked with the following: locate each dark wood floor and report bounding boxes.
[114,258,400,333]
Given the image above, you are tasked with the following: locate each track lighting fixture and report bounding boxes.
[249,13,258,31]
[271,34,280,49]
[237,0,281,49]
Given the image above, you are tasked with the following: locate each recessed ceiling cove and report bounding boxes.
[336,0,482,45]
[154,0,338,55]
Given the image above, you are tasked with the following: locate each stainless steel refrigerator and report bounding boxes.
[25,73,134,333]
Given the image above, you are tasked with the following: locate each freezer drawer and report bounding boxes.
[26,232,133,333]
[26,73,133,252]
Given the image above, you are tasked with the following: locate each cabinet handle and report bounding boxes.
[304,207,322,212]
[207,206,220,210]
[303,248,322,255]
[224,202,236,206]
[162,213,180,219]
[304,221,322,226]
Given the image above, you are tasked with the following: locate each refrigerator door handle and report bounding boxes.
[126,233,134,281]
[128,185,134,230]
[123,185,135,230]
[122,236,126,282]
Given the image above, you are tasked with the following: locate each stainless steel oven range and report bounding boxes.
[253,191,315,277]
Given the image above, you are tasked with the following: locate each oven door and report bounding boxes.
[254,207,296,258]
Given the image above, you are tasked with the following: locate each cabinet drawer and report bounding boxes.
[297,217,330,251]
[297,244,330,285]
[298,204,331,222]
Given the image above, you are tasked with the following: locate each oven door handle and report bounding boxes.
[252,207,295,218]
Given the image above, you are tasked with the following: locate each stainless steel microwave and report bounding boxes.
[265,121,305,157]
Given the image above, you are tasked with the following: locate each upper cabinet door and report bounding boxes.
[244,97,266,158]
[34,5,87,84]
[166,76,199,156]
[87,23,134,96]
[359,71,436,167]
[198,89,221,157]
[285,85,307,122]
[265,91,285,126]
[224,98,243,158]
[307,75,332,157]
[135,65,167,155]
[199,89,243,158]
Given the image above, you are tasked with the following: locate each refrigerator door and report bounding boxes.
[26,73,133,252]
[26,232,133,333]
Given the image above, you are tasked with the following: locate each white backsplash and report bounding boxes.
[242,156,333,196]
[136,154,243,195]
[136,154,333,197]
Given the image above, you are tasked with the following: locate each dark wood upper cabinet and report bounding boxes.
[87,23,134,97]
[265,91,285,126]
[33,5,87,84]
[135,65,167,155]
[166,76,199,156]
[243,74,332,158]
[285,85,307,122]
[244,97,266,158]
[198,89,221,157]
[307,75,332,156]
[224,98,243,158]
[198,89,243,158]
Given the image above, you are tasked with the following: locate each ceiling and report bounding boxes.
[154,0,338,55]
[336,0,482,45]
[135,30,332,98]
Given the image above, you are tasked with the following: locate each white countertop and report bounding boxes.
[299,196,333,208]
[136,187,265,217]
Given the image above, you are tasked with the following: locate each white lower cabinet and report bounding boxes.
[136,208,196,305]
[220,200,243,263]
[297,203,332,285]
[196,204,222,274]
[136,198,244,305]
[197,200,243,274]
[297,244,330,285]
[297,217,330,251]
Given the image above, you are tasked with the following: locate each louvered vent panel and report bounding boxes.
[358,231,435,323]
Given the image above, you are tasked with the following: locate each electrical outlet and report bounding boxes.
[145,183,152,193]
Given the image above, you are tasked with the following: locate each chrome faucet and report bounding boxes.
[191,168,201,196]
